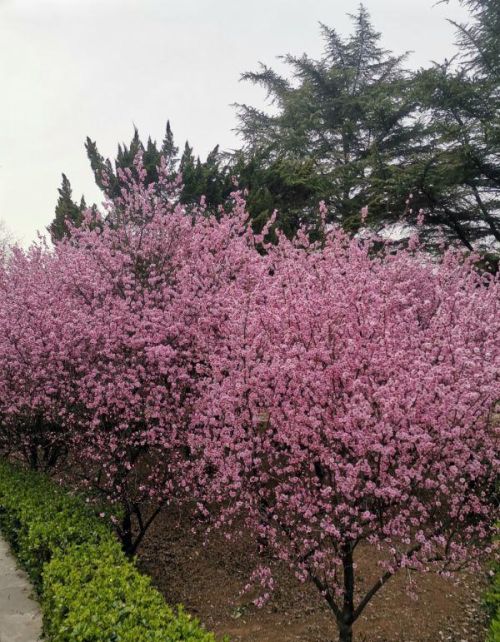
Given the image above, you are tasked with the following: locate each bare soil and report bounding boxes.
[138,507,490,642]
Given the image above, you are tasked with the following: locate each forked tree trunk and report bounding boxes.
[118,501,164,557]
[311,544,357,642]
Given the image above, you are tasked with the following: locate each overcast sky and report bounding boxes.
[0,0,469,245]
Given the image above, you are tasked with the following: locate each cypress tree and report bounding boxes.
[48,174,85,242]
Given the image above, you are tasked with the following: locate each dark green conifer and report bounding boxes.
[48,174,85,242]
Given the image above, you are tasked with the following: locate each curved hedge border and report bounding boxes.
[0,461,223,641]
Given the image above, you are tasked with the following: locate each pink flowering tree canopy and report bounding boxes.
[0,156,260,554]
[0,155,497,641]
[192,223,500,642]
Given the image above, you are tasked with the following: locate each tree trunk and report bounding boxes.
[28,445,39,471]
[338,623,353,642]
[120,510,135,557]
[339,542,355,642]
[117,503,164,557]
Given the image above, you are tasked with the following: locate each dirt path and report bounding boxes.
[0,537,42,642]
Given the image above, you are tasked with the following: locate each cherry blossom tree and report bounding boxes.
[0,156,260,554]
[192,222,500,642]
[0,244,78,469]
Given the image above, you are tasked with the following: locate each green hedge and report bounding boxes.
[485,558,499,642]
[0,461,223,641]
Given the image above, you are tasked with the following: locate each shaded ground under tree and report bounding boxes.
[138,508,490,642]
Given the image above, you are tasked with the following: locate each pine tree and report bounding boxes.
[86,126,160,199]
[448,0,500,79]
[84,123,230,211]
[231,151,323,239]
[161,120,178,166]
[48,174,85,242]
[85,137,113,195]
[235,5,420,235]
[407,0,500,251]
[178,141,198,203]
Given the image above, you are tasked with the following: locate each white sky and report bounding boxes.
[0,0,469,245]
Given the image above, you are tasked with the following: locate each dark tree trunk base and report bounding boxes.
[338,625,353,642]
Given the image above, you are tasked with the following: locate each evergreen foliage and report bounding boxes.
[406,0,500,249]
[85,122,232,211]
[48,174,85,242]
[235,6,420,236]
[235,2,500,251]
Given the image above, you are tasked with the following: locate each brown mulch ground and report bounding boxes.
[137,507,490,642]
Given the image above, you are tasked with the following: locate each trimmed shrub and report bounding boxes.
[0,460,222,641]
